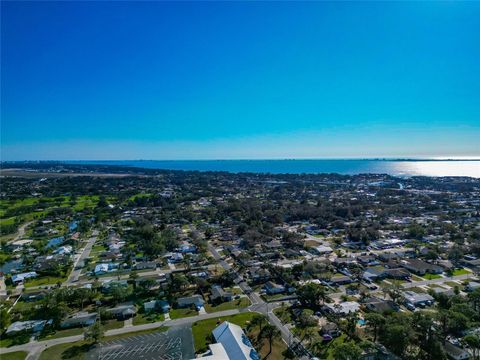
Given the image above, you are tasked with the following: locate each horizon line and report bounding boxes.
[2,157,480,163]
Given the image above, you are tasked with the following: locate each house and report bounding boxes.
[465,281,480,292]
[320,322,341,337]
[356,255,379,266]
[53,245,73,255]
[364,297,399,314]
[444,342,470,360]
[177,295,205,310]
[6,320,49,335]
[402,291,434,308]
[383,268,411,280]
[210,321,260,360]
[94,263,118,275]
[61,312,97,328]
[210,286,233,302]
[249,267,271,283]
[143,300,170,313]
[330,275,353,286]
[134,261,157,270]
[107,304,137,319]
[311,245,333,255]
[21,290,48,302]
[333,257,357,267]
[34,254,70,272]
[101,279,128,292]
[180,244,197,254]
[9,239,33,252]
[11,272,38,284]
[263,281,285,295]
[169,253,184,263]
[400,259,443,275]
[463,258,480,274]
[323,301,360,315]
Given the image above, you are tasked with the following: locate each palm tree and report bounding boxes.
[248,315,268,333]
[364,313,385,342]
[260,324,281,359]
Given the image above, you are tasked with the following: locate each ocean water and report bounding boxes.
[73,160,480,178]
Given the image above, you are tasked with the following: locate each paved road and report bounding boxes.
[9,221,34,243]
[401,273,473,288]
[65,235,98,285]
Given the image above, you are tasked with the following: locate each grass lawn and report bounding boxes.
[39,327,84,340]
[445,281,462,288]
[273,306,293,324]
[408,287,427,293]
[204,297,251,313]
[132,312,165,325]
[101,319,124,331]
[39,327,168,360]
[1,352,28,360]
[169,308,198,320]
[422,273,442,280]
[450,268,471,276]
[24,276,67,287]
[192,312,258,353]
[0,333,30,348]
[411,275,424,281]
[316,333,349,359]
[261,293,288,302]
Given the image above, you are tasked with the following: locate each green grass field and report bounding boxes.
[39,327,84,340]
[0,351,28,360]
[169,308,198,319]
[24,276,67,288]
[450,268,471,276]
[132,313,165,325]
[421,273,442,280]
[204,297,250,313]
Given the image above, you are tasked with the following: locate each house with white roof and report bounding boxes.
[201,321,259,360]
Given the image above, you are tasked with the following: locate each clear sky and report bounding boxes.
[1,1,479,160]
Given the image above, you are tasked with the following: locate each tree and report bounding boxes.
[332,342,362,360]
[75,288,93,310]
[110,283,133,304]
[297,283,327,309]
[364,313,385,342]
[468,288,480,312]
[0,308,10,330]
[464,334,480,360]
[248,315,268,334]
[260,324,281,359]
[84,321,104,344]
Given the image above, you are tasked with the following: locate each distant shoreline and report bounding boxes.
[2,158,480,163]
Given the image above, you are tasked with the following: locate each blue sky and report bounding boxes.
[1,1,479,160]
